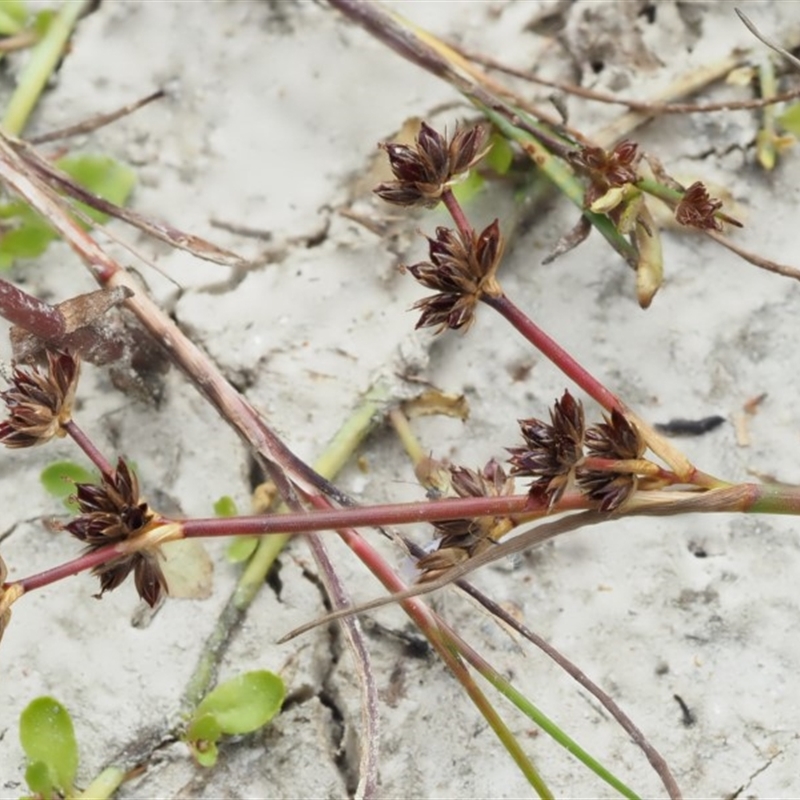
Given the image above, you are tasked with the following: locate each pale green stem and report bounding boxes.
[181,377,393,711]
[73,766,128,800]
[2,0,89,135]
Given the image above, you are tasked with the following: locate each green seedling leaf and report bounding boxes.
[19,696,79,797]
[226,536,259,564]
[450,169,484,205]
[0,154,136,269]
[56,154,137,224]
[40,461,96,511]
[778,102,800,137]
[194,670,285,736]
[185,712,222,767]
[0,1,28,35]
[32,8,55,38]
[485,133,514,175]
[213,495,238,517]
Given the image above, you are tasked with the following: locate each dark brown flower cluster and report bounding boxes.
[406,220,504,333]
[508,392,646,512]
[674,181,723,231]
[0,351,79,448]
[417,459,515,581]
[374,122,488,208]
[65,458,167,607]
[576,409,645,511]
[507,391,585,507]
[569,140,640,207]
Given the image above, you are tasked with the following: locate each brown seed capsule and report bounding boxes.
[507,391,585,506]
[406,220,504,333]
[374,122,488,208]
[576,409,645,511]
[0,351,79,448]
[65,458,167,607]
[674,181,723,231]
[416,459,515,581]
[569,140,640,206]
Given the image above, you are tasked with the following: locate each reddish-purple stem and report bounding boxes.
[62,419,115,480]
[0,278,65,341]
[442,189,474,242]
[482,293,623,413]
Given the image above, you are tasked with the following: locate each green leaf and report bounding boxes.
[451,169,485,204]
[213,495,238,517]
[777,102,800,137]
[0,155,136,270]
[226,535,259,564]
[40,461,96,511]
[0,1,28,35]
[19,697,79,795]
[185,712,222,768]
[485,133,514,175]
[24,760,54,798]
[55,155,137,224]
[194,670,285,736]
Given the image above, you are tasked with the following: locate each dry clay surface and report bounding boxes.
[2,1,800,797]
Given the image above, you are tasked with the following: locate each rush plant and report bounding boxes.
[2,4,800,798]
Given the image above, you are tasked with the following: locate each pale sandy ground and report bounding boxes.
[2,1,800,797]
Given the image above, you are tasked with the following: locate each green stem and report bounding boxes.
[181,377,393,710]
[73,766,128,800]
[2,0,89,135]
[450,627,640,800]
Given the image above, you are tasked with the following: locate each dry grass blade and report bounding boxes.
[5,133,249,268]
[736,8,800,72]
[28,89,166,145]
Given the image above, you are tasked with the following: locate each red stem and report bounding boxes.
[62,419,115,479]
[482,293,622,413]
[182,493,546,538]
[16,542,123,593]
[442,189,474,241]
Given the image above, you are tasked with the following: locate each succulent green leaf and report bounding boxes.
[32,8,55,37]
[194,670,285,736]
[19,697,78,795]
[24,760,54,797]
[451,169,485,204]
[56,155,137,224]
[0,155,136,269]
[778,102,800,137]
[40,461,96,511]
[0,1,28,35]
[226,535,259,563]
[485,133,514,175]
[185,712,222,768]
[213,495,238,517]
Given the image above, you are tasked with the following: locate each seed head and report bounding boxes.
[374,122,488,208]
[576,410,645,511]
[0,351,79,448]
[674,181,723,231]
[416,459,515,581]
[507,391,585,506]
[570,140,640,206]
[406,220,504,333]
[65,458,167,607]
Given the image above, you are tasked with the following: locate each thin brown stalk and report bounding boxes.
[450,574,682,799]
[705,229,800,281]
[28,89,166,145]
[456,46,800,115]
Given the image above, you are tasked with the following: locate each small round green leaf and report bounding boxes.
[19,697,78,794]
[40,461,95,498]
[24,760,54,797]
[213,495,238,517]
[226,535,259,564]
[194,670,285,735]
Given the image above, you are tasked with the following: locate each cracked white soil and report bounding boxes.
[2,1,800,797]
